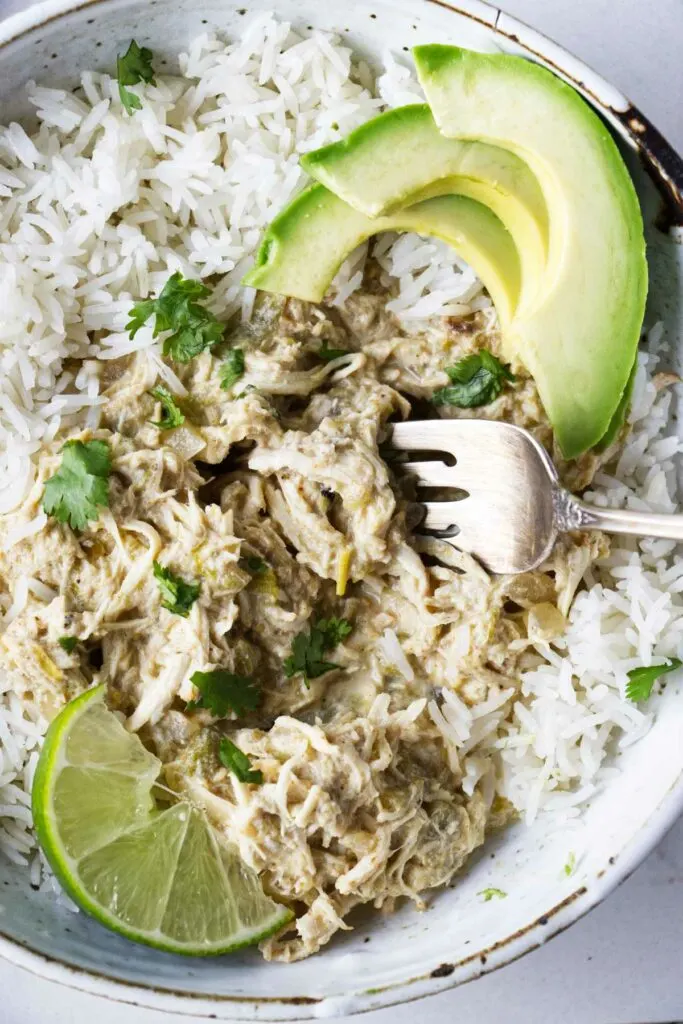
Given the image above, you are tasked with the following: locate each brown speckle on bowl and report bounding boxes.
[430,963,454,978]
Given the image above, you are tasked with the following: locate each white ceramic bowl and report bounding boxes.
[1,0,683,1018]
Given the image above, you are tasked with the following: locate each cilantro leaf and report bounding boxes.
[318,342,349,362]
[221,349,245,390]
[478,888,507,901]
[117,40,156,115]
[42,440,112,532]
[284,617,352,686]
[153,561,200,617]
[239,555,268,576]
[626,658,681,702]
[126,298,155,337]
[126,272,225,363]
[187,670,260,718]
[58,636,78,654]
[283,631,339,684]
[164,321,225,363]
[219,737,263,784]
[432,350,515,408]
[148,385,185,430]
[563,852,576,877]
[317,617,353,646]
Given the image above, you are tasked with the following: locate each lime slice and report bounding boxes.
[32,685,291,954]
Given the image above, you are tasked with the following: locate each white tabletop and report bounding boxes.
[1,0,683,1021]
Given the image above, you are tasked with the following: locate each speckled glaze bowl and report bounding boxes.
[1,0,683,1018]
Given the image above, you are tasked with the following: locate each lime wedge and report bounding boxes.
[32,685,291,954]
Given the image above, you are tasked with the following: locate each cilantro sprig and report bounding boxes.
[58,636,79,654]
[42,440,112,532]
[432,350,515,408]
[153,561,200,617]
[127,273,225,363]
[221,349,245,390]
[149,385,185,429]
[626,658,681,702]
[187,670,260,717]
[117,40,156,116]
[478,888,507,902]
[219,737,263,784]
[284,617,352,686]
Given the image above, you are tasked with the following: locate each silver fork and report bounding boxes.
[391,419,683,575]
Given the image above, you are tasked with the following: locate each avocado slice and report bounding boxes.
[301,104,548,308]
[597,355,638,451]
[413,45,647,458]
[243,185,520,324]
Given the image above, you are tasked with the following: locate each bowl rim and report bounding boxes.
[0,0,682,1018]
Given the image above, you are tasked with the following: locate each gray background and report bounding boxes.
[1,0,683,1021]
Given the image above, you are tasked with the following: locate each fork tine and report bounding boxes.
[401,461,456,488]
[419,499,509,569]
[402,450,491,492]
[420,492,556,574]
[390,420,462,454]
[421,493,495,534]
[421,501,464,531]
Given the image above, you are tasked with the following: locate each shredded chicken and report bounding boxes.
[0,273,615,960]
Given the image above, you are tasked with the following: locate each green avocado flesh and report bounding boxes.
[597,355,638,451]
[414,45,647,458]
[301,104,547,308]
[244,185,521,325]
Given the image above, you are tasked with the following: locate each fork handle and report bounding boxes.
[556,490,683,542]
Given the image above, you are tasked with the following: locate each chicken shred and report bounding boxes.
[0,279,614,960]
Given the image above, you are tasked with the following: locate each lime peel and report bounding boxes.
[32,685,292,955]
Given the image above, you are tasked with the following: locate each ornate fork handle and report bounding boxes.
[554,487,683,541]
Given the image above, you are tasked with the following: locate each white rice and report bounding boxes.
[0,686,47,868]
[0,15,680,881]
[442,343,683,825]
